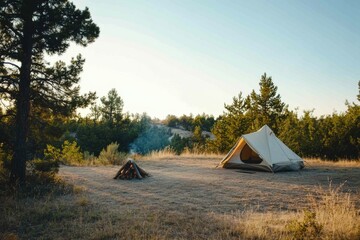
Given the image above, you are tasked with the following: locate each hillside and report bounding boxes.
[156,124,215,140]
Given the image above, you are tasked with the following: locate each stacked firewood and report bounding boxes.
[114,159,149,180]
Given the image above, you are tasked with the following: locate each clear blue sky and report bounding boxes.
[59,0,359,119]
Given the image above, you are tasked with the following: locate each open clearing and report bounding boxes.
[2,156,360,239]
[60,156,360,214]
[55,156,360,239]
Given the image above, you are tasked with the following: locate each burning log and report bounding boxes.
[114,159,149,180]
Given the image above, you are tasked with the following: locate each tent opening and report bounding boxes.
[240,143,263,164]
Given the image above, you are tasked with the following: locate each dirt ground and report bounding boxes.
[59,156,360,215]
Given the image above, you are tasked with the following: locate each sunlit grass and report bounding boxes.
[305,158,360,167]
[220,183,360,240]
[2,182,358,239]
[1,155,359,239]
[140,148,222,161]
[140,148,177,160]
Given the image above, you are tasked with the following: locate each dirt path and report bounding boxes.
[59,157,360,214]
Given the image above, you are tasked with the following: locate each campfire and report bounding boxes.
[114,159,149,180]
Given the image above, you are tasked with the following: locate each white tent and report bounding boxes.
[219,125,304,172]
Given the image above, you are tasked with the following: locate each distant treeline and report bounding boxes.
[0,75,359,163]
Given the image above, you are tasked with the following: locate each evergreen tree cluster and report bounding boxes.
[209,74,359,160]
[163,113,215,132]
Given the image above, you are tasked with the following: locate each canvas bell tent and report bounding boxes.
[219,125,304,172]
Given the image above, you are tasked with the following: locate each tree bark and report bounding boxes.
[10,2,34,185]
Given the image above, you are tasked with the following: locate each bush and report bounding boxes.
[286,210,323,240]
[27,144,61,174]
[169,134,191,155]
[61,140,84,165]
[98,142,127,165]
[44,144,61,162]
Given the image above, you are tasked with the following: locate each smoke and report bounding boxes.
[130,125,171,154]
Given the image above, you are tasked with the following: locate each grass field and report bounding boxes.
[1,155,360,239]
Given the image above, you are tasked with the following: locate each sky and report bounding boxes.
[55,0,360,119]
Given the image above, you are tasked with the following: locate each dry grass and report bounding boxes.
[225,184,360,240]
[140,148,222,161]
[181,148,223,159]
[140,147,177,160]
[2,186,358,239]
[305,158,360,167]
[1,155,360,239]
[310,183,360,239]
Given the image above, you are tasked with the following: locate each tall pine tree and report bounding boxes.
[100,88,124,125]
[247,73,287,133]
[0,0,99,184]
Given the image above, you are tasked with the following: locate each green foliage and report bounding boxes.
[247,73,287,132]
[75,113,150,155]
[210,73,287,153]
[61,141,84,165]
[193,114,216,132]
[98,142,127,165]
[44,144,62,162]
[286,211,323,240]
[100,88,124,125]
[89,104,102,122]
[317,103,360,159]
[191,126,207,153]
[31,144,62,174]
[178,114,195,131]
[0,0,99,183]
[169,127,209,154]
[76,122,114,156]
[163,114,215,132]
[278,110,301,154]
[164,115,179,128]
[209,74,359,159]
[170,134,191,155]
[27,107,68,159]
[297,111,322,158]
[209,93,250,153]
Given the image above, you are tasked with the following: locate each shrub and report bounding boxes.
[169,134,190,155]
[311,183,360,239]
[286,210,323,240]
[285,183,360,240]
[61,140,84,165]
[98,142,127,165]
[44,144,61,162]
[28,144,61,174]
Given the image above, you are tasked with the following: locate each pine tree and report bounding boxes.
[209,93,250,153]
[0,0,99,184]
[247,73,287,133]
[100,88,124,125]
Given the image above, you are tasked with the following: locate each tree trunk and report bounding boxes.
[10,2,34,185]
